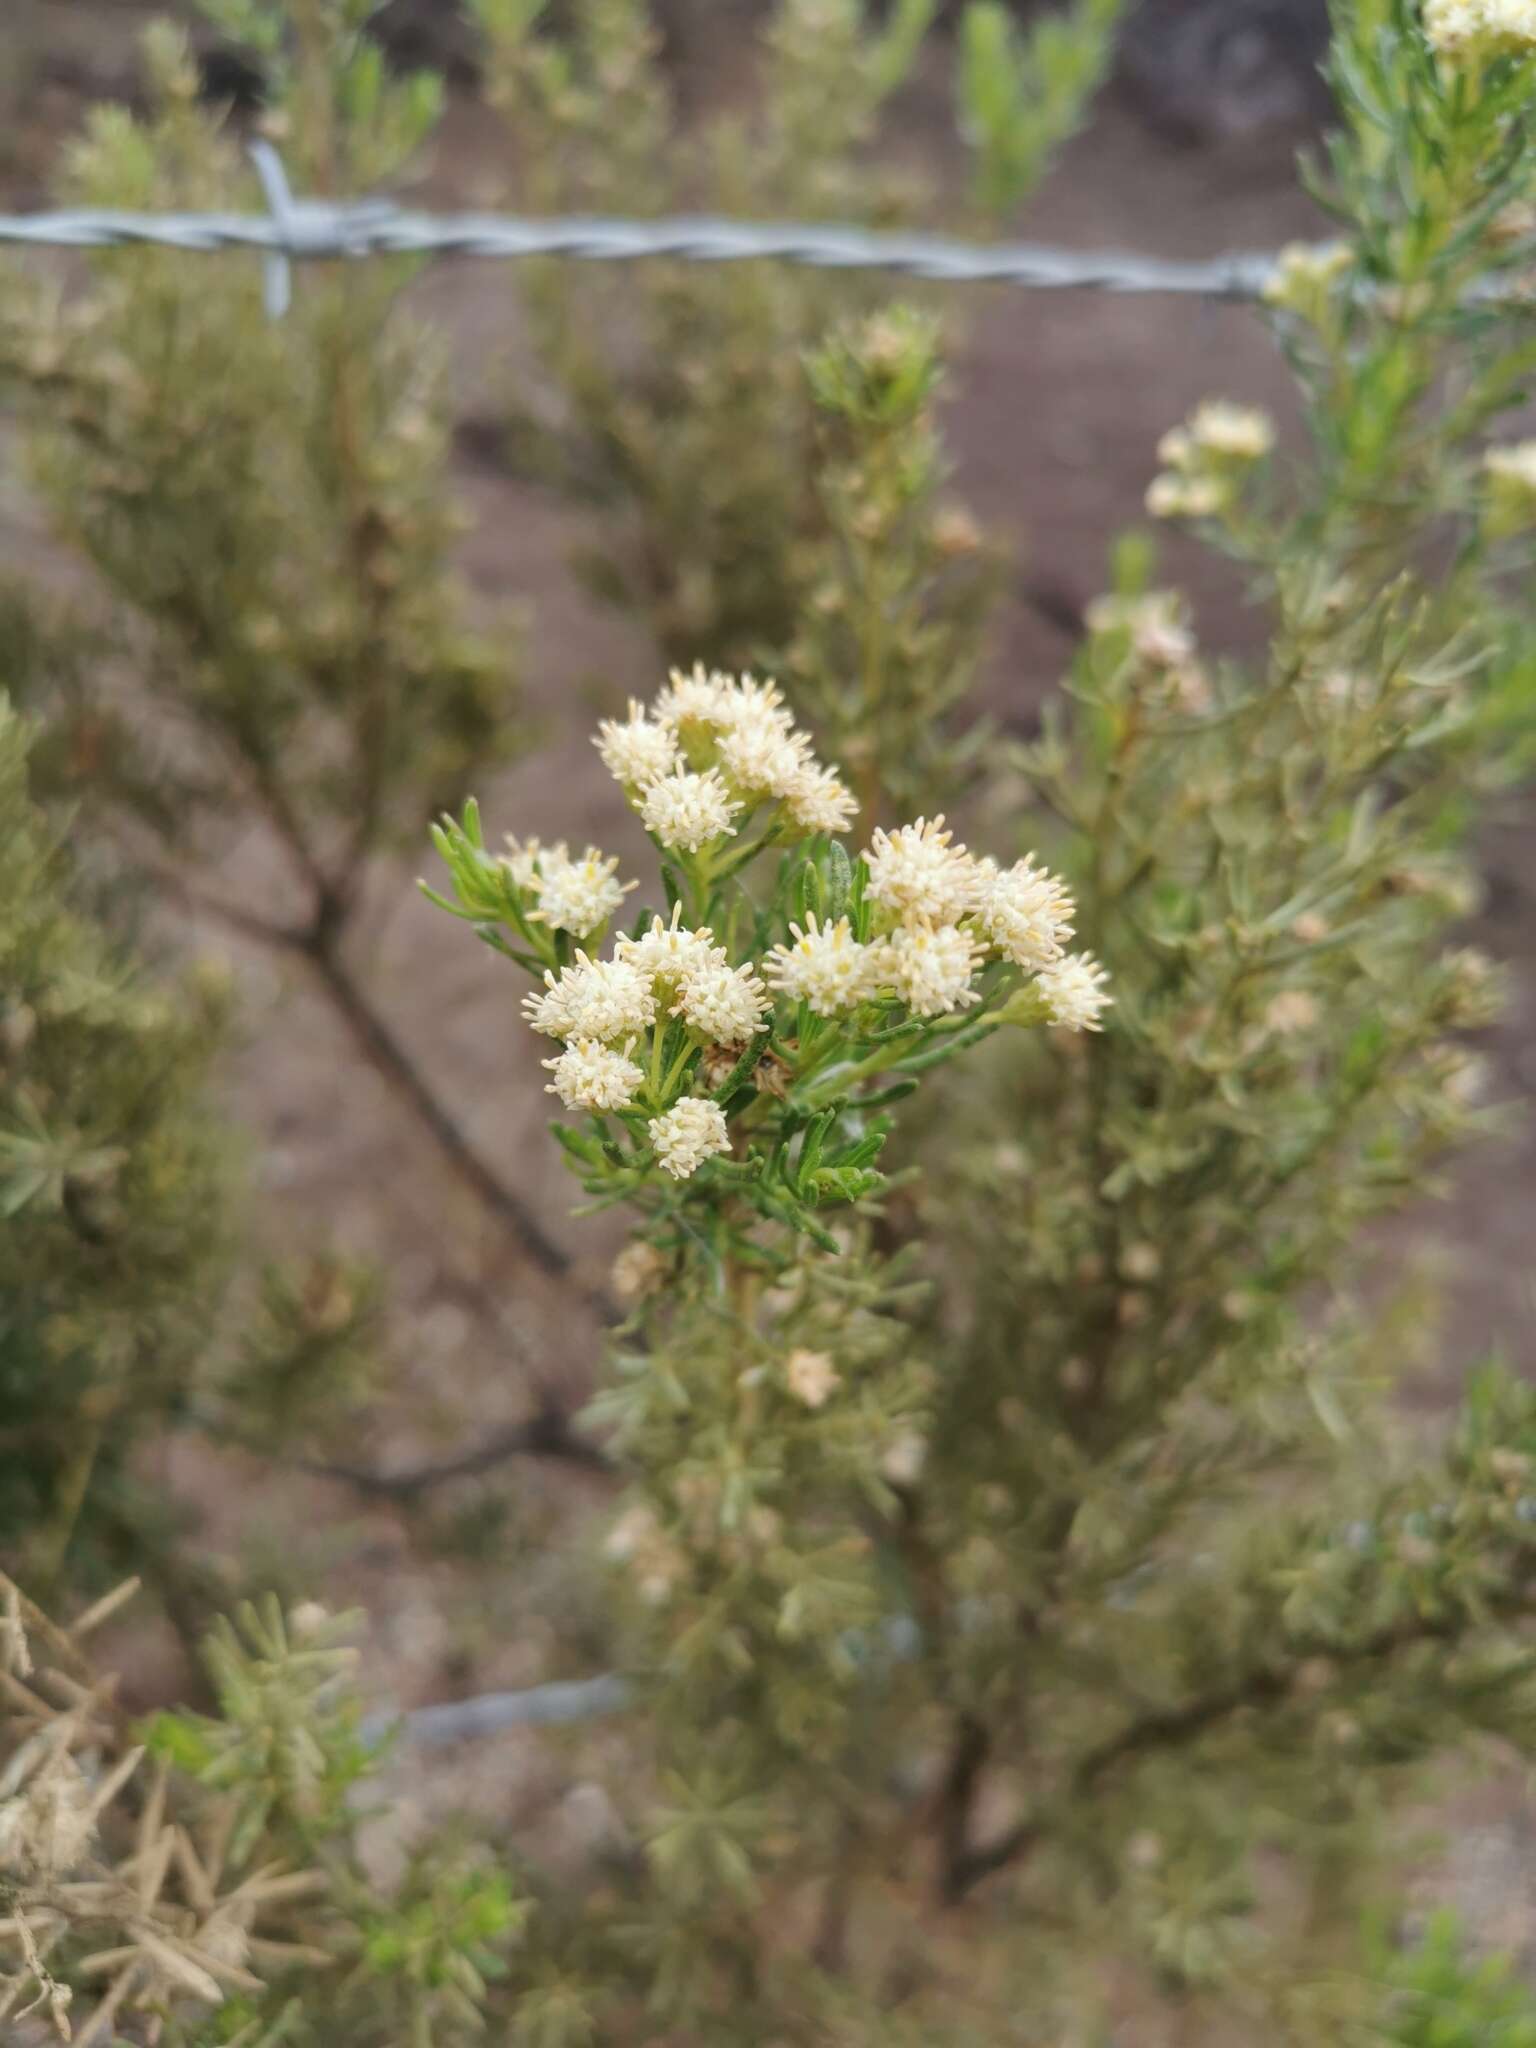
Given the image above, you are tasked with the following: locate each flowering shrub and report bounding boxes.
[428,665,1104,1240]
[6,0,1536,2042]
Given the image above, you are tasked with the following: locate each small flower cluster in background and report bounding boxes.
[427,669,1106,1222]
[1482,439,1536,535]
[1146,400,1276,522]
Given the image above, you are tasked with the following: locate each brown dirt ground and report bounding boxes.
[3,0,1534,1952]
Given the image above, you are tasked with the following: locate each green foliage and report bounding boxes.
[0,699,228,1585]
[144,1596,377,1857]
[0,661,373,1595]
[0,0,571,1293]
[790,302,1001,823]
[1,11,508,883]
[8,1,1536,2043]
[430,4,1536,2037]
[471,0,1115,663]
[957,0,1126,216]
[0,1581,527,2048]
[1370,1914,1536,2047]
[353,1854,525,2042]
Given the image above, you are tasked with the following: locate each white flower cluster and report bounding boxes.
[1147,400,1275,521]
[501,835,637,940]
[1035,952,1114,1033]
[1084,591,1211,713]
[596,666,859,848]
[648,1095,731,1180]
[766,814,1104,1026]
[542,1037,645,1113]
[1484,441,1536,490]
[1424,0,1536,56]
[766,913,881,1018]
[527,906,769,1137]
[517,899,754,1179]
[1260,240,1352,323]
[508,701,1110,1181]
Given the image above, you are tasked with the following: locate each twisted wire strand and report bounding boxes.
[372,1618,926,1746]
[0,200,1285,299]
[365,1673,633,1749]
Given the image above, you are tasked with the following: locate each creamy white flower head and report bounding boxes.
[880,918,984,1017]
[1189,400,1275,461]
[782,759,859,835]
[1085,590,1197,671]
[616,903,727,984]
[638,766,743,852]
[975,854,1075,971]
[522,951,657,1042]
[785,1347,839,1410]
[716,671,797,735]
[522,964,583,1039]
[1156,425,1195,469]
[1037,951,1113,1032]
[612,1238,668,1301]
[863,815,980,927]
[1484,441,1536,489]
[654,662,737,729]
[649,1094,731,1179]
[1264,989,1319,1037]
[1424,0,1482,46]
[543,1036,645,1112]
[501,833,547,891]
[603,1504,681,1603]
[881,1431,927,1486]
[673,960,770,1047]
[765,912,878,1017]
[594,700,680,787]
[1146,473,1222,521]
[530,844,638,937]
[1425,0,1536,52]
[714,719,811,799]
[603,1502,659,1562]
[1260,239,1352,313]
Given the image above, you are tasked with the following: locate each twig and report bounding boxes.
[141,828,613,1314]
[943,1604,1480,1900]
[300,931,595,1297]
[936,1713,992,1904]
[299,1405,613,1498]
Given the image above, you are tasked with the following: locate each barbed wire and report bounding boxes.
[371,1617,926,1748]
[364,1672,633,1749]
[0,147,1286,306]
[0,203,1286,298]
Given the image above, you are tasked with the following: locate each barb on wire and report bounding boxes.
[0,188,1288,299]
[246,138,401,317]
